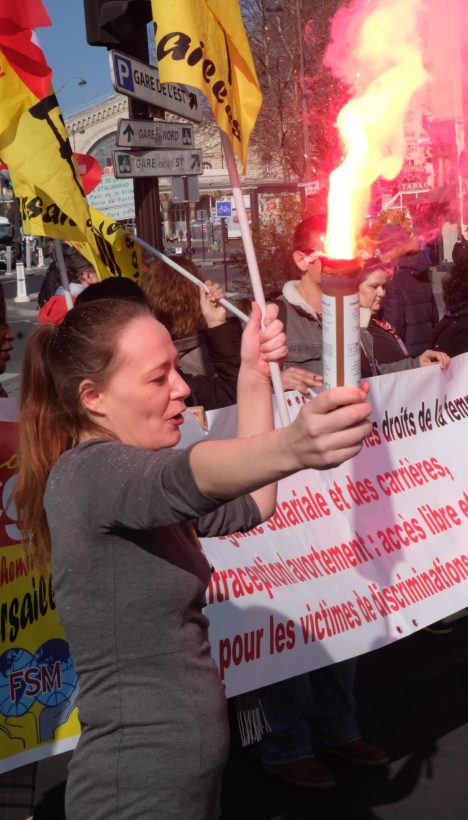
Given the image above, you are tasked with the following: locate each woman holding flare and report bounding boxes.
[15,298,371,820]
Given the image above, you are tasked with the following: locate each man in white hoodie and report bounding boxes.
[277,214,375,394]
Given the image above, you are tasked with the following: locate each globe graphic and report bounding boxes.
[33,639,78,708]
[0,648,35,717]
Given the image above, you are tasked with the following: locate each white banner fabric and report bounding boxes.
[191,356,468,697]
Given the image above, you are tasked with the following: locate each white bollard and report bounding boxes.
[5,247,12,273]
[25,239,31,270]
[14,261,31,303]
[37,247,44,267]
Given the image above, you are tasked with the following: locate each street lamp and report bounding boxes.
[55,76,87,94]
[69,123,86,151]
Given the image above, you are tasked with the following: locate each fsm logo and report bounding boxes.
[8,659,61,702]
[0,639,78,718]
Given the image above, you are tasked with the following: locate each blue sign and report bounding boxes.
[113,54,134,93]
[216,200,232,218]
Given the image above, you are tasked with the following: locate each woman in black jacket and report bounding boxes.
[429,260,468,357]
[358,262,449,373]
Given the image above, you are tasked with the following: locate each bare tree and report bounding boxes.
[241,0,346,181]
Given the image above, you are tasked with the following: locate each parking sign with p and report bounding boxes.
[113,54,134,92]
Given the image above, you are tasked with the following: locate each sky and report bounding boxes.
[39,0,115,117]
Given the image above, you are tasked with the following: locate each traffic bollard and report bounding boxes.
[37,247,44,267]
[14,261,31,303]
[25,239,31,270]
[5,247,12,274]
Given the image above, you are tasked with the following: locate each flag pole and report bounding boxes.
[53,240,73,311]
[220,131,290,426]
[132,235,249,323]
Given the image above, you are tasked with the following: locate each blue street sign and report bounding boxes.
[109,51,202,122]
[216,200,232,218]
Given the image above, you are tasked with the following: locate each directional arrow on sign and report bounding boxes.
[113,149,203,178]
[123,123,135,143]
[116,119,194,149]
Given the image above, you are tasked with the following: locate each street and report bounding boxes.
[221,608,468,820]
[0,270,44,398]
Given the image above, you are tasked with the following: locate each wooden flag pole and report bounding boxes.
[220,131,290,426]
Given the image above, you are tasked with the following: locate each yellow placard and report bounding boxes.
[0,416,80,774]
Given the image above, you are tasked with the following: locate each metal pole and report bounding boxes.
[126,36,165,251]
[11,197,22,261]
[296,0,311,181]
[201,216,205,260]
[25,238,31,270]
[183,177,192,255]
[222,218,228,292]
[453,78,466,235]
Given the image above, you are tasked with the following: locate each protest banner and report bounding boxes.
[1,358,468,771]
[199,355,468,696]
[0,401,80,775]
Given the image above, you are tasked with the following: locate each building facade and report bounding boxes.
[65,93,286,240]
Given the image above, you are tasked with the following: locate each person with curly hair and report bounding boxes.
[140,255,243,409]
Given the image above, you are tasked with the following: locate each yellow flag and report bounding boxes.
[1,93,91,238]
[0,1,53,142]
[73,207,141,283]
[152,0,261,172]
[15,179,141,282]
[0,49,43,143]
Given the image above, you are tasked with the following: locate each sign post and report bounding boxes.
[197,210,206,261]
[171,176,199,204]
[221,218,228,291]
[108,51,202,254]
[116,119,194,149]
[109,51,202,122]
[107,39,168,251]
[113,149,203,178]
[216,200,232,219]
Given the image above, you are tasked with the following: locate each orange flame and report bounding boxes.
[324,0,429,259]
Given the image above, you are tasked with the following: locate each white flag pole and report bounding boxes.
[132,235,249,323]
[53,240,73,311]
[220,131,290,426]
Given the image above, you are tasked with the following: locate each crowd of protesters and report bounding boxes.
[2,218,468,818]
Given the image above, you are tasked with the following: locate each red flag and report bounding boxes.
[73,153,103,195]
[0,0,52,100]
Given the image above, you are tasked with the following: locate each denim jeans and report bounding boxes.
[260,658,359,764]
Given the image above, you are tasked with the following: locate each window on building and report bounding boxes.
[169,204,186,223]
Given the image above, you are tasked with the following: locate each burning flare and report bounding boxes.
[323,0,429,259]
